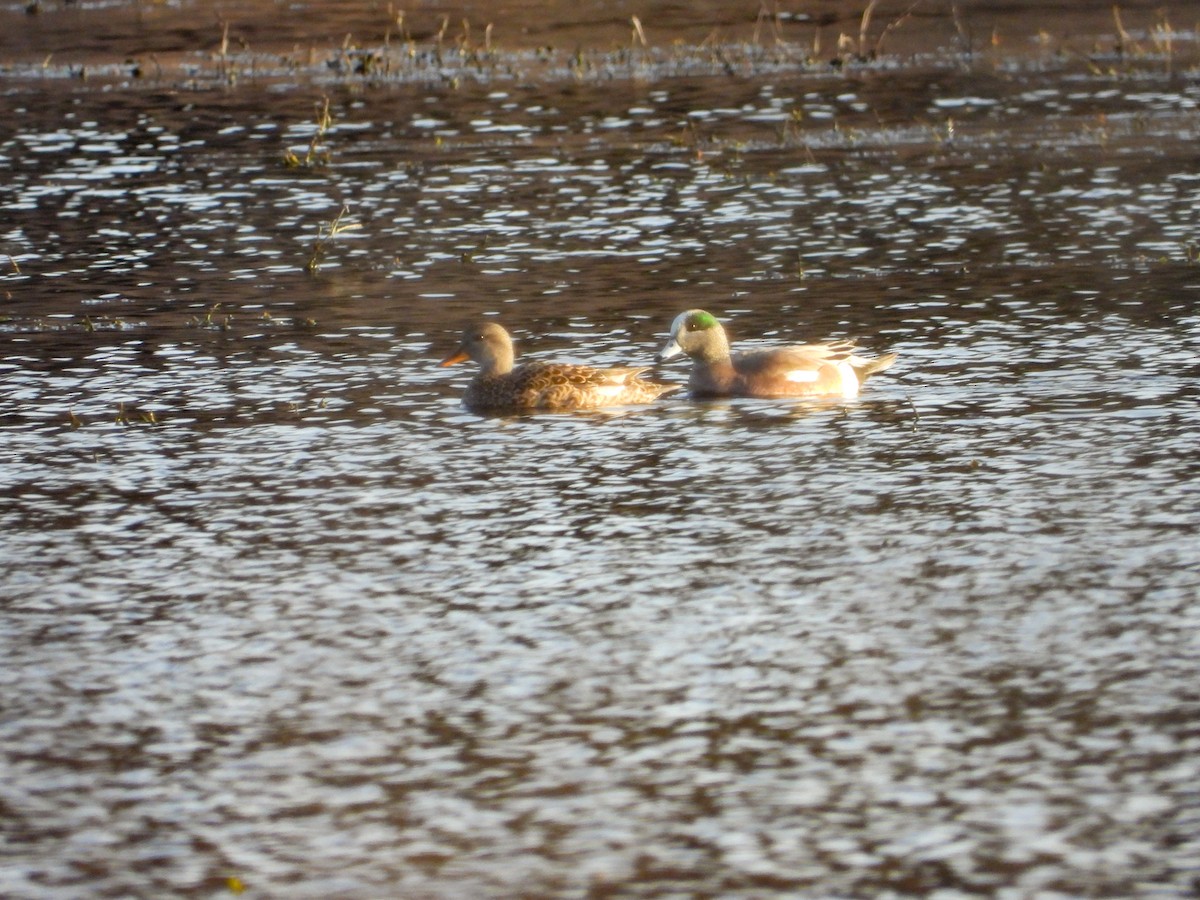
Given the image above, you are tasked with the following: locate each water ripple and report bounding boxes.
[3,41,1200,899]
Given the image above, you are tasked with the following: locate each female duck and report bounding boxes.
[441,322,678,412]
[657,309,896,399]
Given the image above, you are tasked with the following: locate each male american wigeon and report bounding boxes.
[440,322,679,412]
[657,309,897,399]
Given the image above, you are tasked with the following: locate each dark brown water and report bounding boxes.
[2,2,1200,897]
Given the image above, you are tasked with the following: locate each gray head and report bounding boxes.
[656,309,730,363]
[439,322,516,376]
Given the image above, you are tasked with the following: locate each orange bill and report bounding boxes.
[439,347,470,367]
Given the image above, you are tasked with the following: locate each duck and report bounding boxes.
[656,309,897,399]
[440,322,680,412]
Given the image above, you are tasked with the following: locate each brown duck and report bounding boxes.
[657,309,897,399]
[440,322,679,412]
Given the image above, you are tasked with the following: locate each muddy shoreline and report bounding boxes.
[3,0,1194,82]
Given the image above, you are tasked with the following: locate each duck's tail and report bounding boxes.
[852,352,898,385]
[606,367,683,401]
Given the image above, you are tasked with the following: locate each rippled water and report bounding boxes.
[3,12,1200,898]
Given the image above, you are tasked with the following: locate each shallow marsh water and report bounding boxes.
[2,2,1200,897]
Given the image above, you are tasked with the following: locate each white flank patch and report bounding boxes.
[592,384,626,399]
[784,369,819,383]
[836,361,859,398]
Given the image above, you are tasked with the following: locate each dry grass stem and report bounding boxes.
[631,16,648,48]
[307,205,363,273]
[859,0,881,55]
[873,0,923,56]
[1112,4,1134,56]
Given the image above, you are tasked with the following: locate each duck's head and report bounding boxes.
[656,309,729,363]
[440,322,515,376]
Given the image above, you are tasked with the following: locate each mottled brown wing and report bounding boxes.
[515,363,671,409]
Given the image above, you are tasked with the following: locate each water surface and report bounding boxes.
[2,4,1200,897]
